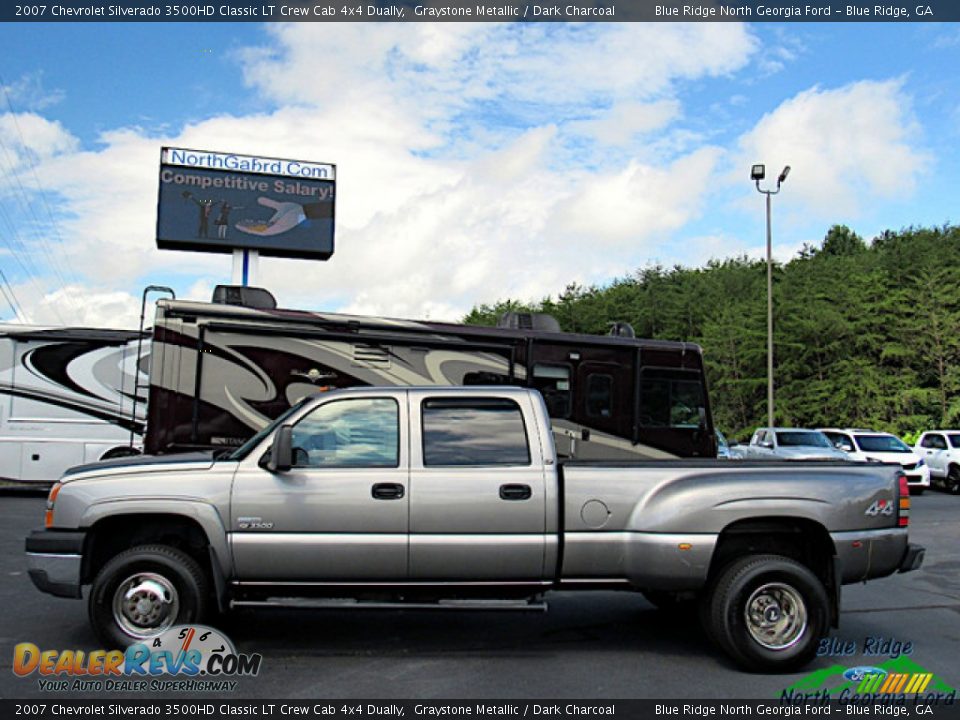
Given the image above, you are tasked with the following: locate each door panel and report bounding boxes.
[922,435,946,476]
[407,391,547,581]
[230,395,409,581]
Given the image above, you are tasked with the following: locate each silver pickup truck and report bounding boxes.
[26,386,923,672]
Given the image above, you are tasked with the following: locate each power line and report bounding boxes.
[0,267,26,322]
[0,82,81,291]
[0,73,81,323]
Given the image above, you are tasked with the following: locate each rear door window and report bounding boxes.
[422,398,530,466]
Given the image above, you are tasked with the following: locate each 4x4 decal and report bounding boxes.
[865,499,895,516]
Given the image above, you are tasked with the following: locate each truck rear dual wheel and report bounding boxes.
[709,554,828,672]
[89,544,209,648]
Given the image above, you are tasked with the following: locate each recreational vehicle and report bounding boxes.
[144,287,716,460]
[0,325,147,483]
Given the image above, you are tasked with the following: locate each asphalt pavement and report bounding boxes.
[1,489,958,699]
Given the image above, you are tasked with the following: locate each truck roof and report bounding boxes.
[315,385,538,397]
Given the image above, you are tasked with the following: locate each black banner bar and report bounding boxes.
[4,700,960,720]
[1,0,954,23]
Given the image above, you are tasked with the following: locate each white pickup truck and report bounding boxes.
[743,427,850,461]
[914,430,960,494]
[26,387,923,672]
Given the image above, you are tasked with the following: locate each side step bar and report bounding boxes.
[231,597,548,612]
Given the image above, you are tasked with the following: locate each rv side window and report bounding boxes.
[531,364,571,419]
[291,398,399,468]
[586,374,613,418]
[639,369,705,428]
[421,398,530,466]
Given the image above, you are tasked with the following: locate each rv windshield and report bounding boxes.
[227,397,313,461]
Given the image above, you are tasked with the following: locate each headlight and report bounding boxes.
[916,458,925,467]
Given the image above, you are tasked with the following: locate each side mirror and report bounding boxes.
[267,425,294,472]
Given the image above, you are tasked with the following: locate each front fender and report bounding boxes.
[81,499,232,580]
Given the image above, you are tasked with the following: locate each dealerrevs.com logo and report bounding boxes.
[13,625,262,692]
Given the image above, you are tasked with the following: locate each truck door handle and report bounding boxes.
[372,483,405,500]
[499,484,532,501]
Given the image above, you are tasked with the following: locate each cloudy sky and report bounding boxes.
[0,21,958,328]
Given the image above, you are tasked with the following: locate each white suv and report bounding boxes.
[820,428,931,494]
[914,430,960,495]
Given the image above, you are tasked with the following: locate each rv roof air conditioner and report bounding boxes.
[497,312,562,333]
[212,285,278,310]
[608,322,636,338]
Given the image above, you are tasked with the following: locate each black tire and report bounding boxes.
[947,466,960,495]
[708,554,829,673]
[100,446,141,461]
[89,544,209,647]
[910,486,924,496]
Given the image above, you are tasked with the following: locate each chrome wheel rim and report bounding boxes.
[112,572,179,639]
[744,582,807,650]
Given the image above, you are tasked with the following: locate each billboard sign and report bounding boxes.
[156,147,335,260]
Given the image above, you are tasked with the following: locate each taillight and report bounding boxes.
[44,483,61,529]
[898,473,910,527]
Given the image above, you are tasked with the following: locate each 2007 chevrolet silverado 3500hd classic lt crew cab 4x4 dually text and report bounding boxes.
[26,386,924,671]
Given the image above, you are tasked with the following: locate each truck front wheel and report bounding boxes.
[709,554,828,672]
[89,544,209,647]
[947,466,960,495]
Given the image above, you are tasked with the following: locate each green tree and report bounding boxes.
[464,223,960,439]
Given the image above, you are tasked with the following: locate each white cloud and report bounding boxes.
[240,23,756,114]
[10,23,763,324]
[0,112,77,172]
[546,147,722,245]
[732,79,930,217]
[567,100,682,146]
[0,71,64,111]
[0,282,141,328]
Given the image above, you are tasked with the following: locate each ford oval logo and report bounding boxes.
[844,666,888,682]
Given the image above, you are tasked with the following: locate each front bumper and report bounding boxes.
[899,543,925,574]
[903,465,931,487]
[24,529,86,599]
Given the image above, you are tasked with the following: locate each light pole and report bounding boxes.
[751,164,790,429]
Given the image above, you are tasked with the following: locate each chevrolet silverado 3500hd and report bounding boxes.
[26,386,923,671]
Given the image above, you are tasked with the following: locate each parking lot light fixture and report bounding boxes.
[752,163,790,428]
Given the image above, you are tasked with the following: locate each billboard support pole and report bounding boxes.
[231,248,259,287]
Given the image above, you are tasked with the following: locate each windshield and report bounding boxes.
[776,431,831,448]
[855,434,910,453]
[227,396,313,461]
[715,429,729,450]
[950,435,960,449]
